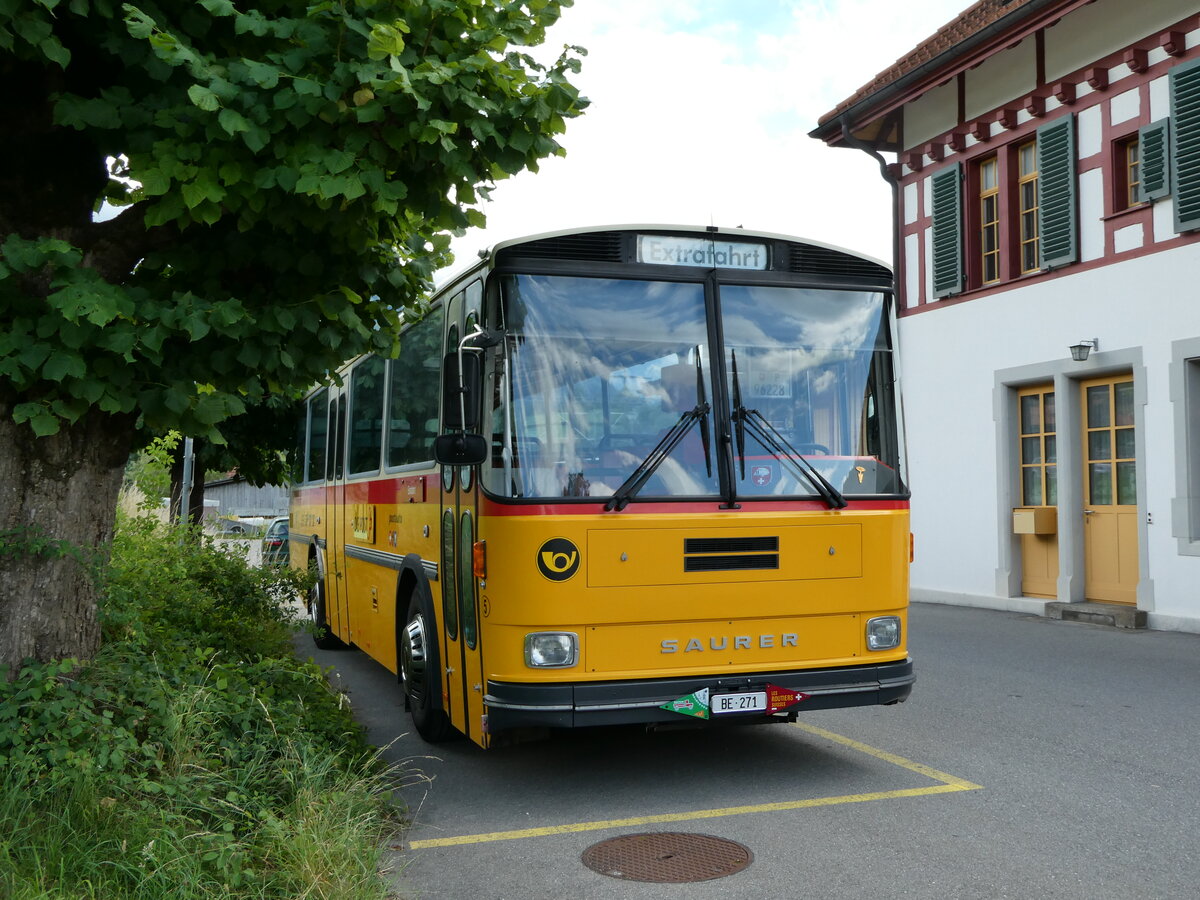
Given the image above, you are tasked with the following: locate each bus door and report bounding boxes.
[324,386,351,643]
[439,282,487,743]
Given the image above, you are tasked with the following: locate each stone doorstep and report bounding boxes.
[1044,601,1148,629]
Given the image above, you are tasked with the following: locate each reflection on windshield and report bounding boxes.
[721,285,900,497]
[483,275,718,500]
[481,275,902,501]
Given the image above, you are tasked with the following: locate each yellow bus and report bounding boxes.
[290,225,912,748]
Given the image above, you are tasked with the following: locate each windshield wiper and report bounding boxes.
[605,353,712,512]
[729,353,847,509]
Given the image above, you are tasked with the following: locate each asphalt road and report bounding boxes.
[298,603,1200,899]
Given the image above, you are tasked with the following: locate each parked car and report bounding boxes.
[261,516,290,567]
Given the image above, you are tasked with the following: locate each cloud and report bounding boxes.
[442,0,968,282]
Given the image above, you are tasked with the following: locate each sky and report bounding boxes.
[441,0,971,282]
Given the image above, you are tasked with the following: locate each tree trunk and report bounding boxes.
[0,399,134,675]
[189,471,205,527]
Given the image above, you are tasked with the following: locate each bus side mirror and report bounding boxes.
[441,351,481,431]
[434,433,488,466]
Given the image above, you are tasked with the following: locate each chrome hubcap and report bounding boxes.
[401,612,429,706]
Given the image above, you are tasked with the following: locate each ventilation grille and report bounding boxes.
[684,536,779,572]
[785,244,891,283]
[685,537,778,554]
[684,554,779,572]
[498,231,625,263]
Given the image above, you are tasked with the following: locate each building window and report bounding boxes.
[1113,135,1141,211]
[1125,138,1141,208]
[1019,387,1056,507]
[980,156,1000,284]
[1018,141,1039,273]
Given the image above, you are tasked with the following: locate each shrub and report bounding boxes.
[0,516,395,900]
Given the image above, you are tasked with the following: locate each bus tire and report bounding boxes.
[309,573,345,650]
[401,596,454,743]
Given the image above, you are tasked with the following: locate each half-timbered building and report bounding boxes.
[811,0,1200,631]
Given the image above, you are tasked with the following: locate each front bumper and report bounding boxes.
[484,658,913,734]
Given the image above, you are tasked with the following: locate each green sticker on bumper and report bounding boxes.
[661,687,710,720]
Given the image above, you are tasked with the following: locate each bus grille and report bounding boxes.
[498,231,625,263]
[684,554,779,572]
[684,536,779,572]
[785,244,891,283]
[685,537,778,554]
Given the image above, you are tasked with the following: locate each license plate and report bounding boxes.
[710,691,768,715]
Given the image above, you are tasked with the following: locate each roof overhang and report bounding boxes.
[809,0,1072,151]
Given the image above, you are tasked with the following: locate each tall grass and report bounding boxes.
[0,517,398,900]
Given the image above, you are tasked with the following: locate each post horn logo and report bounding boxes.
[537,538,580,582]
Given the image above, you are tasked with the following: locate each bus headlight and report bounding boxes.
[524,632,579,668]
[866,616,902,651]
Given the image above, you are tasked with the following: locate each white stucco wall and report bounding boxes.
[1044,0,1199,83]
[904,79,959,151]
[898,242,1200,632]
[964,37,1037,123]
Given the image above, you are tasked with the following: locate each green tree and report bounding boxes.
[0,0,585,673]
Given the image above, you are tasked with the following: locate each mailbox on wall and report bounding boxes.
[1013,507,1057,535]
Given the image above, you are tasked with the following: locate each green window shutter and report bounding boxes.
[1170,57,1200,232]
[930,163,963,297]
[1036,115,1077,269]
[1138,119,1170,202]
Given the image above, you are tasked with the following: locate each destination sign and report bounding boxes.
[638,235,769,270]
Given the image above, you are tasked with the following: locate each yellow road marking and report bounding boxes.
[791,721,983,791]
[407,723,981,850]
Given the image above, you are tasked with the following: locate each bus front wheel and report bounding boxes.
[309,573,345,649]
[401,598,454,742]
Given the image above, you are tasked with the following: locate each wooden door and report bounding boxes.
[1081,376,1138,605]
[1018,385,1058,597]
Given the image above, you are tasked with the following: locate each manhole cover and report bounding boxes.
[581,832,753,883]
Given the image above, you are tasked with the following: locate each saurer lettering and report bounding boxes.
[661,633,799,653]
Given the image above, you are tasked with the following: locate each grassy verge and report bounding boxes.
[0,516,397,899]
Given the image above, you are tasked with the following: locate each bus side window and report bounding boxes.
[292,406,308,484]
[348,356,386,475]
[388,312,443,467]
[331,396,346,481]
[307,389,329,483]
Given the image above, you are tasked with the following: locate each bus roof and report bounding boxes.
[480,223,892,271]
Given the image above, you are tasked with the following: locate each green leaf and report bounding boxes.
[325,149,355,174]
[242,59,279,89]
[17,407,61,437]
[138,168,170,196]
[43,351,85,382]
[40,35,70,68]
[163,386,191,414]
[367,23,406,59]
[218,107,250,135]
[17,343,51,372]
[183,313,211,341]
[187,84,221,112]
[181,182,207,210]
[292,78,322,97]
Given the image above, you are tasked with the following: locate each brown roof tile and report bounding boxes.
[817,0,1043,127]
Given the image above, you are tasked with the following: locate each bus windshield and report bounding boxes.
[486,273,902,501]
[720,284,902,497]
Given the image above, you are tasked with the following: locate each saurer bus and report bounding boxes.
[290,225,913,748]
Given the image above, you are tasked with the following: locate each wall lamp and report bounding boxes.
[1070,338,1099,362]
